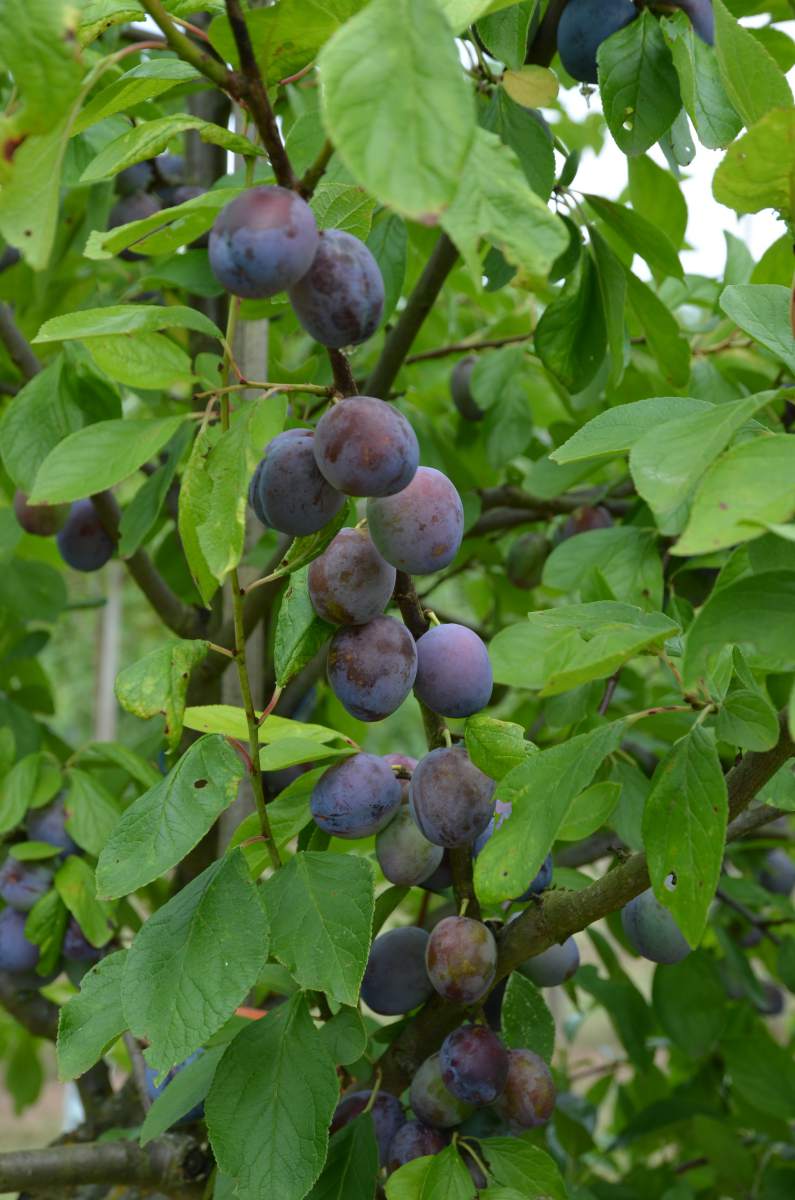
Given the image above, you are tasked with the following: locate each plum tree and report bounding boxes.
[387,1121,449,1171]
[409,1053,474,1128]
[621,887,691,964]
[758,849,795,895]
[327,615,417,721]
[557,0,638,84]
[56,501,115,573]
[25,798,79,855]
[0,859,51,912]
[493,1049,555,1130]
[414,623,493,718]
[250,429,345,536]
[519,936,580,987]
[425,916,497,1004]
[507,532,550,590]
[439,1024,509,1105]
[209,186,319,298]
[288,229,385,348]
[331,1090,405,1167]
[409,746,495,847]
[308,528,396,625]
[311,752,401,838]
[108,192,162,260]
[360,926,434,1014]
[0,907,40,974]
[375,806,443,886]
[313,396,418,497]
[366,467,464,575]
[12,491,68,537]
[449,356,483,421]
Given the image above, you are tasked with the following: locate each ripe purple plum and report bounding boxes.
[63,918,103,964]
[311,753,401,839]
[558,504,613,541]
[419,850,454,894]
[115,160,154,196]
[376,807,443,887]
[314,396,418,498]
[409,1053,474,1129]
[13,491,68,537]
[108,192,163,260]
[621,887,690,965]
[409,746,495,848]
[382,752,418,802]
[426,916,497,1005]
[440,1024,509,1106]
[557,0,638,84]
[519,936,580,987]
[366,467,464,576]
[209,185,318,298]
[450,356,483,421]
[493,1048,555,1130]
[289,229,384,348]
[387,1121,449,1172]
[25,797,79,856]
[414,623,492,718]
[56,500,115,573]
[0,907,40,974]
[327,616,417,722]
[331,1090,404,1167]
[361,926,434,1015]
[758,849,795,896]
[671,0,714,44]
[308,528,396,625]
[251,429,344,537]
[0,859,52,912]
[507,532,549,590]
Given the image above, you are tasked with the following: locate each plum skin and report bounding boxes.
[409,746,495,848]
[494,1048,555,1130]
[26,797,80,856]
[557,0,639,84]
[251,429,344,537]
[313,396,418,498]
[450,356,483,421]
[0,906,40,974]
[387,1121,449,1172]
[621,887,691,965]
[56,500,115,573]
[13,491,69,537]
[425,915,497,1005]
[409,1053,474,1129]
[63,918,103,964]
[311,752,401,839]
[366,467,464,576]
[327,615,418,722]
[288,229,384,348]
[361,926,434,1015]
[308,528,396,626]
[519,936,580,987]
[331,1090,405,1167]
[758,849,795,896]
[414,623,493,718]
[209,185,319,299]
[376,806,443,887]
[440,1024,509,1106]
[0,859,52,912]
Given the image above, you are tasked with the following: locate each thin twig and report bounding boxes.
[123,1032,153,1113]
[716,886,782,947]
[298,139,335,199]
[405,331,532,364]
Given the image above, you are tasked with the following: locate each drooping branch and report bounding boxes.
[0,1134,210,1196]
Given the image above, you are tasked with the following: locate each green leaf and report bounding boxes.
[262,852,374,1007]
[535,252,606,392]
[259,499,354,588]
[319,0,475,220]
[627,154,688,250]
[80,114,262,184]
[598,10,682,156]
[35,305,222,344]
[184,705,340,745]
[481,88,555,200]
[712,0,792,130]
[386,1146,473,1200]
[720,285,795,374]
[717,689,780,752]
[206,993,339,1200]
[543,526,663,611]
[259,738,353,772]
[57,950,127,1081]
[683,570,795,685]
[75,741,161,790]
[713,109,795,217]
[115,639,210,752]
[722,1025,795,1120]
[64,769,121,857]
[307,1115,379,1200]
[318,1008,368,1068]
[89,333,194,390]
[118,424,192,558]
[0,2,83,131]
[662,11,741,150]
[96,735,244,899]
[73,59,200,133]
[140,1045,224,1145]
[576,965,654,1068]
[86,185,241,261]
[652,951,727,1058]
[477,3,535,70]
[464,715,534,781]
[501,972,555,1063]
[590,227,627,388]
[123,851,268,1069]
[311,183,377,242]
[25,889,68,976]
[642,726,727,946]
[551,396,709,465]
[624,268,690,387]
[557,781,621,841]
[474,722,624,904]
[77,2,143,44]
[0,560,67,624]
[367,212,407,321]
[274,568,334,689]
[585,194,682,280]
[479,1137,566,1199]
[54,856,114,948]
[372,885,410,936]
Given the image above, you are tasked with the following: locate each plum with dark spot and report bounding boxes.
[361,926,433,1014]
[311,752,401,839]
[387,1121,449,1172]
[327,615,417,722]
[56,500,115,572]
[758,849,795,896]
[314,396,418,498]
[558,504,613,541]
[426,915,497,1004]
[209,186,319,299]
[493,1048,555,1130]
[0,858,52,912]
[108,192,163,260]
[507,532,549,589]
[440,1024,509,1106]
[0,907,40,974]
[414,623,492,718]
[621,887,690,965]
[519,936,580,987]
[308,527,396,625]
[145,1050,204,1122]
[251,428,344,537]
[331,1090,404,1167]
[557,0,638,84]
[63,918,103,964]
[367,467,464,576]
[409,1053,474,1128]
[376,806,443,886]
[26,797,80,856]
[409,746,495,848]
[289,229,384,348]
[450,355,483,421]
[13,491,69,537]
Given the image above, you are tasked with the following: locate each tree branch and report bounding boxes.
[137,0,234,93]
[0,972,58,1039]
[0,1135,210,1196]
[297,139,335,199]
[0,303,41,380]
[405,331,532,365]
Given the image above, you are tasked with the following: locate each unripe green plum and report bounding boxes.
[450,356,483,421]
[621,887,690,965]
[376,806,443,887]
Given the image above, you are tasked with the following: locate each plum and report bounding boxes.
[506,532,549,590]
[115,161,154,196]
[387,1120,449,1171]
[331,1090,404,1167]
[670,0,714,44]
[288,229,384,348]
[409,1053,474,1129]
[63,918,103,964]
[758,849,795,896]
[414,623,492,718]
[419,851,454,894]
[361,926,434,1015]
[557,0,639,84]
[327,616,417,722]
[108,192,163,260]
[250,428,344,537]
[376,807,443,887]
[0,859,52,912]
[311,753,401,839]
[314,396,418,498]
[0,907,40,974]
[56,500,115,572]
[13,491,68,537]
[409,747,495,848]
[621,887,691,965]
[519,936,580,988]
[426,916,497,1004]
[26,797,79,856]
[440,1024,509,1106]
[366,467,464,576]
[493,1048,555,1130]
[558,504,613,541]
[209,186,319,299]
[382,752,418,802]
[308,527,396,626]
[450,356,483,421]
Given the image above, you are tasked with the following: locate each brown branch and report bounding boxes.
[0,1135,209,1196]
[0,303,41,379]
[555,830,626,868]
[328,348,358,397]
[405,331,532,365]
[716,886,782,947]
[526,0,570,66]
[0,972,58,1040]
[298,139,335,199]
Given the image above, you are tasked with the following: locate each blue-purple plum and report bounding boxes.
[108,192,163,260]
[0,859,52,912]
[314,396,418,498]
[209,186,318,299]
[289,229,384,348]
[450,356,483,421]
[409,1053,474,1129]
[57,500,115,572]
[361,926,433,1015]
[115,161,155,196]
[311,752,401,839]
[409,747,495,848]
[63,918,103,964]
[758,849,795,896]
[557,0,639,84]
[621,887,691,965]
[493,1049,555,1130]
[145,1050,204,1122]
[414,623,492,718]
[671,0,714,44]
[507,532,549,590]
[0,907,40,974]
[387,1121,449,1172]
[13,491,69,537]
[308,527,396,625]
[252,428,344,537]
[367,467,464,575]
[426,916,497,1005]
[419,850,454,894]
[519,936,580,987]
[327,615,417,722]
[376,806,443,886]
[382,752,418,802]
[331,1090,404,1167]
[25,797,79,856]
[440,1024,509,1106]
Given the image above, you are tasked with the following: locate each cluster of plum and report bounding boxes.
[557,0,714,84]
[12,492,114,573]
[108,153,201,259]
